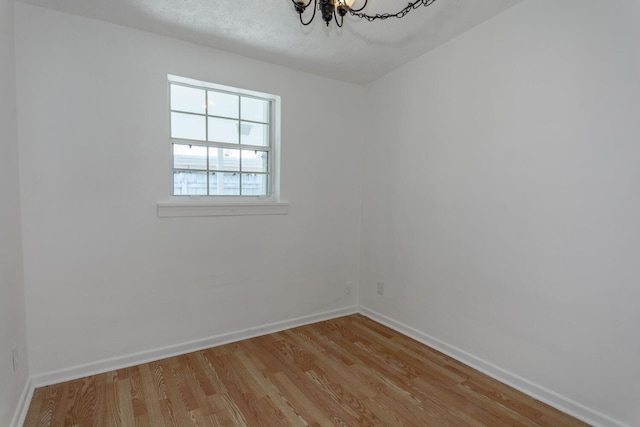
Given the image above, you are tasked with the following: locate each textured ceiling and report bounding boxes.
[15,0,523,85]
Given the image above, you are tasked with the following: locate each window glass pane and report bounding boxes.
[171,112,206,141]
[171,85,206,114]
[208,91,239,119]
[241,150,268,173]
[173,170,208,195]
[241,97,269,123]
[173,144,207,170]
[240,122,269,146]
[169,78,277,197]
[209,172,240,196]
[241,173,267,196]
[208,117,239,144]
[209,147,240,172]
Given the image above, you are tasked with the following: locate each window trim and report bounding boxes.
[158,75,286,218]
[157,200,289,218]
[168,74,281,200]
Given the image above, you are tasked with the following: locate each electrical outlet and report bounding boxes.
[377,281,384,295]
[12,346,18,372]
[345,282,352,295]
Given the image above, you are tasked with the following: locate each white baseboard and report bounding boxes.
[359,307,629,427]
[10,377,34,427]
[23,304,629,427]
[32,305,358,388]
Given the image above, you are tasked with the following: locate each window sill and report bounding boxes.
[157,200,289,218]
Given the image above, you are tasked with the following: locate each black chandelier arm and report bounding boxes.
[299,8,316,26]
[348,0,436,21]
[348,0,368,13]
[334,11,344,27]
[294,0,318,26]
[291,0,313,11]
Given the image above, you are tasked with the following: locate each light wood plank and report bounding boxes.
[24,315,590,427]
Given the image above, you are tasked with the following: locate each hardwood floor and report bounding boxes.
[24,314,589,426]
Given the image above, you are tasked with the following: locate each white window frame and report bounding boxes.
[158,75,288,217]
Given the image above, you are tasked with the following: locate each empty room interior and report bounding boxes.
[1,0,639,426]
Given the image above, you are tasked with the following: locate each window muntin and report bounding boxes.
[169,78,275,197]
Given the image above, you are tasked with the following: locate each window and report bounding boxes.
[169,75,279,198]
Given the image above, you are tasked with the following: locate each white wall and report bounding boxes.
[0,0,29,424]
[361,1,640,426]
[14,3,363,379]
[12,1,640,425]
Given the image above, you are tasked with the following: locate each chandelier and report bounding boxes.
[292,0,437,27]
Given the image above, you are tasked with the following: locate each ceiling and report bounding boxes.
[16,0,523,85]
